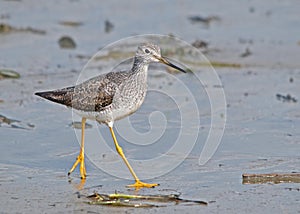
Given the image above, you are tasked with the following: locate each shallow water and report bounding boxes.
[1,0,300,213]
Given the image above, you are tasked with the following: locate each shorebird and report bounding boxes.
[35,43,186,188]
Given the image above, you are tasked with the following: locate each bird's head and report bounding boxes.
[136,43,186,73]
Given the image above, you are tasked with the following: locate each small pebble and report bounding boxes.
[58,36,76,49]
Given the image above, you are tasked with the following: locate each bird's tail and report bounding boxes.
[35,87,74,107]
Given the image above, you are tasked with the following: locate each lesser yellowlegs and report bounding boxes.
[35,43,186,188]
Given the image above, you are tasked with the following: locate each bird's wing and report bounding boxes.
[35,72,128,112]
[71,74,117,111]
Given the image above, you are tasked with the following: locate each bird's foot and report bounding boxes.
[126,180,159,189]
[68,152,86,179]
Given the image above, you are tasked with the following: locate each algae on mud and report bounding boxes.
[87,192,208,207]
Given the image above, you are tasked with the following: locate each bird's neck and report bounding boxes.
[131,56,150,74]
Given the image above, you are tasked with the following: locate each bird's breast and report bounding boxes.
[110,72,147,121]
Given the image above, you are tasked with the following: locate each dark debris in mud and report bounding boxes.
[276,93,297,103]
[0,114,34,130]
[188,15,221,26]
[191,39,208,49]
[240,48,252,58]
[104,20,114,33]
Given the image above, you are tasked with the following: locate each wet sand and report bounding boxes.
[1,0,299,213]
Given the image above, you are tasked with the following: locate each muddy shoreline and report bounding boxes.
[1,0,299,213]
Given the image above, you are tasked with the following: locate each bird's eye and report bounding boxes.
[144,49,150,54]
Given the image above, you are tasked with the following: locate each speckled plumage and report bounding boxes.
[36,71,136,112]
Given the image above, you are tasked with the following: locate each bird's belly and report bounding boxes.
[73,108,105,121]
[110,97,144,121]
[73,108,115,124]
[72,96,144,125]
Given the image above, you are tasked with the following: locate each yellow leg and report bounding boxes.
[109,126,159,188]
[68,117,87,179]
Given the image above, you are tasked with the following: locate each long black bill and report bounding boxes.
[157,56,187,73]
